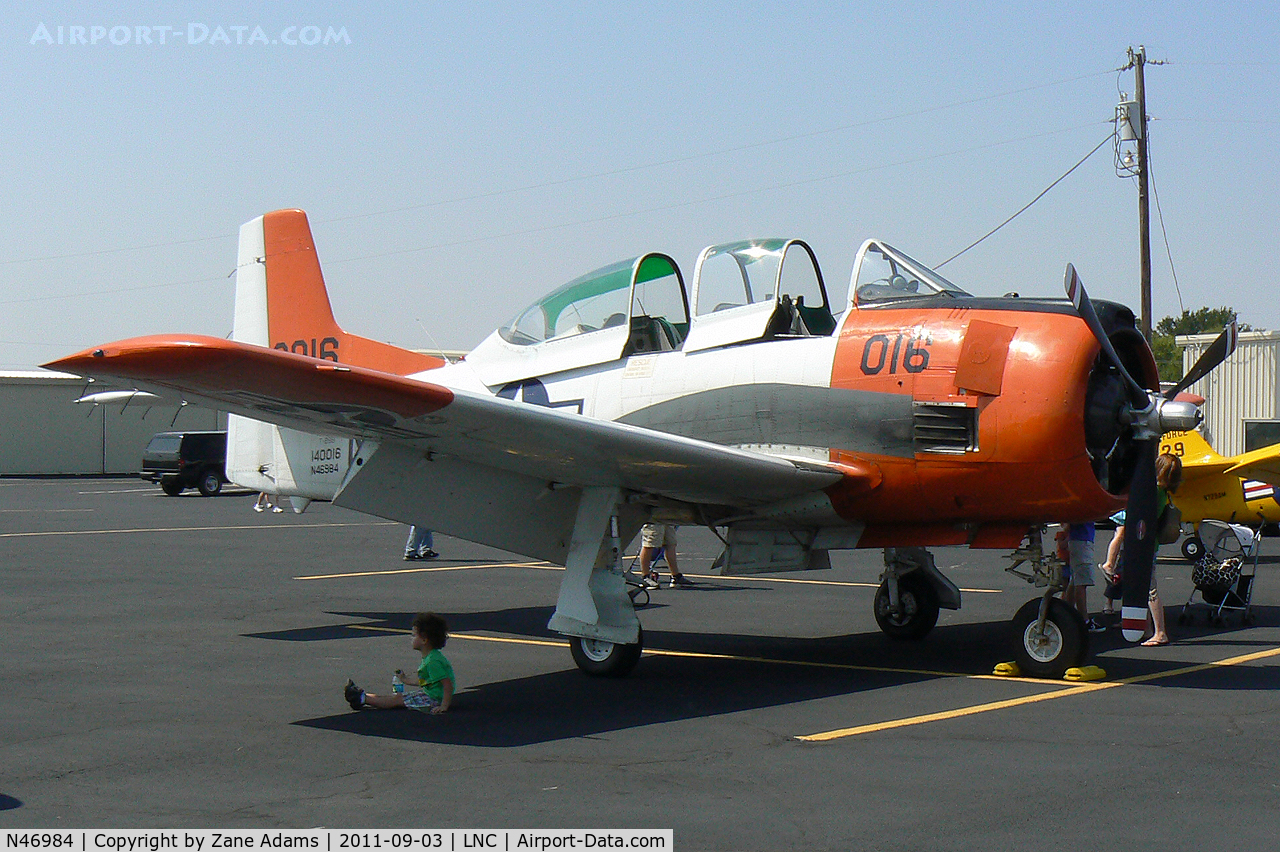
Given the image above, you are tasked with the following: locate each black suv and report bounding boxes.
[140,431,228,496]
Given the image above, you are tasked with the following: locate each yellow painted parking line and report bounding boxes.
[353,621,568,647]
[0,521,397,539]
[0,508,95,514]
[296,561,554,580]
[688,573,1002,593]
[345,614,1044,680]
[797,682,1119,741]
[797,644,1280,742]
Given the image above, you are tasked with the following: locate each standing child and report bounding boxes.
[345,612,455,715]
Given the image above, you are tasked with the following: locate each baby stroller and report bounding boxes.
[1177,520,1260,627]
[623,546,668,608]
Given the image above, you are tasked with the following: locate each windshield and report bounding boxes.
[853,241,970,304]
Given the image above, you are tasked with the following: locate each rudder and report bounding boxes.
[233,208,443,375]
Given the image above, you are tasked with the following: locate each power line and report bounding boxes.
[935,133,1114,268]
[0,70,1114,268]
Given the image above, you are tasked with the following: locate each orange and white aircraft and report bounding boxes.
[48,209,1233,678]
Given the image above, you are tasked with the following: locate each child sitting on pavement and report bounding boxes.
[345,612,454,715]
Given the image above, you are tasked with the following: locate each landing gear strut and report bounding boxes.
[874,547,960,641]
[548,486,645,677]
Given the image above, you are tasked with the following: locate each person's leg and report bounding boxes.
[1144,586,1169,645]
[361,692,407,710]
[639,546,659,586]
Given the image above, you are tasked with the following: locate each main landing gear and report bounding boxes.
[548,486,646,677]
[874,547,961,641]
[1004,528,1089,679]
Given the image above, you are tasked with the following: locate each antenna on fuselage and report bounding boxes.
[414,318,451,364]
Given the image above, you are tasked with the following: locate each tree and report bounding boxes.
[1152,307,1252,382]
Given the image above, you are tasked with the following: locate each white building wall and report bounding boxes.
[1178,330,1280,456]
[0,371,224,475]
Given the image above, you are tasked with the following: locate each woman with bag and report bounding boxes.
[1098,452,1183,645]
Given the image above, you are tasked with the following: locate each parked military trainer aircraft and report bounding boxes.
[1159,427,1280,561]
[48,209,1235,678]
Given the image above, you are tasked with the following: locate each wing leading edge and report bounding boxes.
[46,335,854,508]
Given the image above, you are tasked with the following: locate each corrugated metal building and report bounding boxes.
[1177,330,1280,455]
[0,371,224,475]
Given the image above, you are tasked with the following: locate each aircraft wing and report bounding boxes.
[1224,443,1280,489]
[46,335,853,508]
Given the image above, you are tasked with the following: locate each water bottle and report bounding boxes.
[392,671,405,695]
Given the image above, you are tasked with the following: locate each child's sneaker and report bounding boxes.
[668,574,694,589]
[1085,618,1107,633]
[641,575,660,590]
[344,679,366,710]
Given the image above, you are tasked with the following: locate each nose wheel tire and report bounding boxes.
[569,628,643,677]
[874,572,940,640]
[1011,597,1088,679]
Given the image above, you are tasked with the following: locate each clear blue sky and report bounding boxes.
[3,1,1277,368]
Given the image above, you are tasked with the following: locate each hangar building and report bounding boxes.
[0,371,224,476]
[1178,330,1280,455]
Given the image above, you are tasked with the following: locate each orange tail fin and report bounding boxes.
[233,208,442,375]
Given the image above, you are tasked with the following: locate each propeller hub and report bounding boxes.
[1155,399,1202,434]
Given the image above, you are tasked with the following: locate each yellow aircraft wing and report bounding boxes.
[1224,442,1280,488]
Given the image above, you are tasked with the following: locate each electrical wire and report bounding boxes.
[935,133,1114,268]
[0,71,1115,268]
[1146,142,1186,316]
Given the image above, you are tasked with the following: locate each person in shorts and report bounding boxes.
[1064,522,1105,632]
[345,612,454,714]
[638,523,692,589]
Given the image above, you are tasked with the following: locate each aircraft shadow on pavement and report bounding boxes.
[286,608,1011,746]
[294,647,935,747]
[0,794,22,812]
[280,602,1276,746]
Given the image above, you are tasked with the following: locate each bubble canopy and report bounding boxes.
[500,254,685,346]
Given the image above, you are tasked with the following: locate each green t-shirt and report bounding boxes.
[417,648,455,702]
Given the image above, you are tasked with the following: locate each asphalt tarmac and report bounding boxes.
[2,477,1278,849]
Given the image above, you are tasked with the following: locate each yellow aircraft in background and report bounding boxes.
[1159,428,1280,560]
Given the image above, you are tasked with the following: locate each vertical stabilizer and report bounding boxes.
[232,208,444,375]
[1162,427,1225,466]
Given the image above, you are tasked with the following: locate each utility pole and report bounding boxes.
[1124,45,1154,341]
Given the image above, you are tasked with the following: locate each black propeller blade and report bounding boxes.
[1164,322,1238,400]
[1064,264,1149,408]
[1118,442,1159,640]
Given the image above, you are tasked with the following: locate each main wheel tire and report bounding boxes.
[569,628,643,677]
[196,470,223,497]
[1181,536,1204,562]
[1011,597,1088,679]
[874,572,941,640]
[160,477,184,497]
